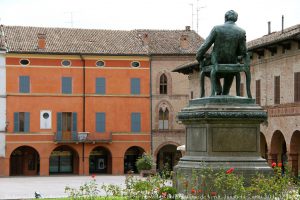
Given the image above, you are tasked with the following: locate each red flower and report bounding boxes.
[197,189,202,194]
[278,163,282,167]
[271,162,276,168]
[161,192,167,198]
[91,174,96,179]
[226,167,234,174]
[191,188,196,194]
[211,191,217,196]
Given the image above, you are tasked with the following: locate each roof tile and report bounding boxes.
[2,25,203,55]
[247,24,300,50]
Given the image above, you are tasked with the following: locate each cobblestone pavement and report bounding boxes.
[0,175,127,199]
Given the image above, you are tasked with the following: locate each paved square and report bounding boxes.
[0,175,126,199]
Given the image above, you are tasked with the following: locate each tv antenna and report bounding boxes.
[189,4,194,30]
[65,12,74,28]
[196,0,206,33]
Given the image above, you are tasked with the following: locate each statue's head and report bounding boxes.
[225,10,238,22]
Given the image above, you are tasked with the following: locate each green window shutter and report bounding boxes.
[256,80,261,105]
[56,112,62,140]
[62,77,72,94]
[72,112,77,140]
[131,112,141,132]
[96,112,106,133]
[274,76,280,104]
[295,72,300,102]
[96,77,106,94]
[19,76,30,93]
[131,78,140,95]
[24,112,30,132]
[14,112,19,132]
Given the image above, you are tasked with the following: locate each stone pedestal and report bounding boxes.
[174,96,272,191]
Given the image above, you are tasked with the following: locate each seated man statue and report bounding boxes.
[196,10,248,96]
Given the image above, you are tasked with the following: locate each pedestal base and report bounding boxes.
[174,156,272,192]
[174,96,273,192]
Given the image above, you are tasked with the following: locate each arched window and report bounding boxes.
[159,107,169,130]
[160,74,168,94]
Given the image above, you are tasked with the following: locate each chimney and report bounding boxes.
[141,33,149,46]
[185,26,191,31]
[268,21,271,35]
[37,33,46,49]
[180,34,189,49]
[282,15,284,33]
[0,25,7,51]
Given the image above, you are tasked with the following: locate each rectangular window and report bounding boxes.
[19,112,25,132]
[14,112,30,132]
[131,112,141,132]
[160,84,167,94]
[62,112,72,132]
[131,78,140,95]
[62,77,72,94]
[96,112,106,133]
[282,43,291,54]
[256,80,261,105]
[159,74,168,94]
[57,112,77,140]
[96,77,106,94]
[268,47,277,57]
[257,51,264,59]
[159,109,169,130]
[159,120,169,130]
[295,72,300,102]
[19,76,30,93]
[274,76,280,104]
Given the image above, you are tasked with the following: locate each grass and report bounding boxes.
[41,197,126,200]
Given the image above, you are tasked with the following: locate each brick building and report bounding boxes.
[134,28,203,171]
[0,25,203,176]
[173,24,300,177]
[0,26,151,176]
[248,24,300,176]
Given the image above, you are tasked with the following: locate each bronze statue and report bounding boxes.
[196,10,252,98]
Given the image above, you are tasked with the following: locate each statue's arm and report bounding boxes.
[238,31,247,57]
[196,27,216,62]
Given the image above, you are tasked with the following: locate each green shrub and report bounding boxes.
[135,153,153,172]
[158,186,177,199]
[247,165,294,198]
[101,184,122,197]
[123,173,170,199]
[64,162,299,200]
[214,168,246,197]
[65,178,99,199]
[176,162,300,199]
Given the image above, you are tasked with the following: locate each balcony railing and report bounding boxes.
[54,132,112,143]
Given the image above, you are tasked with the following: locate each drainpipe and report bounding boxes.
[79,54,86,175]
[80,54,86,132]
[149,56,153,156]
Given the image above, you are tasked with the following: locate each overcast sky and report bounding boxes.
[1,0,299,41]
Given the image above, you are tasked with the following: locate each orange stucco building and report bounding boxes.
[0,26,151,176]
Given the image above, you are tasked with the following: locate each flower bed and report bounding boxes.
[64,163,300,200]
